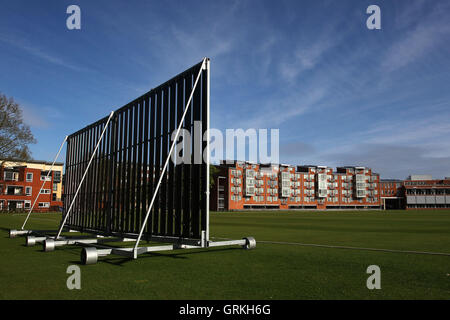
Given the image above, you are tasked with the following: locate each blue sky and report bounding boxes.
[0,0,449,179]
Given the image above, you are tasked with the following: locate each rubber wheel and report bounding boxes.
[243,237,256,250]
[81,247,98,265]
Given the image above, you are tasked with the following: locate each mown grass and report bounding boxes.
[0,210,449,299]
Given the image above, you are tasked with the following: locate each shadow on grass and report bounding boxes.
[0,226,12,238]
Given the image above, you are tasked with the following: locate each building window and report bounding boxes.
[53,171,61,183]
[38,202,50,208]
[40,189,51,194]
[24,201,31,209]
[53,183,58,191]
[25,186,32,196]
[4,171,19,181]
[52,193,57,201]
[40,171,52,181]
[26,173,33,182]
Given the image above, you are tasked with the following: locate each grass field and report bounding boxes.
[0,210,449,300]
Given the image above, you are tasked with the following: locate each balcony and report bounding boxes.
[3,171,19,181]
[6,186,24,196]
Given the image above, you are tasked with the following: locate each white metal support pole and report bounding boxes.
[21,135,68,230]
[55,111,115,239]
[205,58,210,244]
[133,58,207,256]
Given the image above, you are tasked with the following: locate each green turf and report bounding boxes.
[0,210,449,299]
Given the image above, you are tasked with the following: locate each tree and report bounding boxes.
[210,164,220,189]
[0,93,36,161]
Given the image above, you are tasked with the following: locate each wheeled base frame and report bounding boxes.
[79,237,256,265]
[11,229,256,266]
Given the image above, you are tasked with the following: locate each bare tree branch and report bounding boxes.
[0,93,36,161]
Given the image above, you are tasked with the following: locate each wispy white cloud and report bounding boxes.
[0,33,87,72]
[382,3,450,72]
[279,38,337,82]
[237,86,327,129]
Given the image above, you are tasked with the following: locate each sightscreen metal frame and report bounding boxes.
[62,58,210,245]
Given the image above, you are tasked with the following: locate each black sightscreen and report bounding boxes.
[63,59,209,241]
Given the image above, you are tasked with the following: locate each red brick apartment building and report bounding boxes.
[0,159,64,212]
[210,161,382,210]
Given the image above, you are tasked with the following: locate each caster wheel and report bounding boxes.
[81,247,98,265]
[26,236,36,247]
[243,237,256,250]
[43,239,55,252]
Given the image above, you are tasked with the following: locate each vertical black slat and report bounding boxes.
[121,111,129,234]
[174,79,183,237]
[71,135,78,226]
[71,134,78,227]
[115,113,124,232]
[90,126,98,230]
[105,120,112,231]
[92,125,101,230]
[80,130,87,230]
[147,93,156,237]
[160,87,169,235]
[72,133,79,228]
[126,107,133,233]
[141,95,149,232]
[79,130,87,230]
[88,127,95,230]
[88,126,98,229]
[129,103,138,233]
[81,130,88,229]
[107,117,116,234]
[109,116,117,232]
[83,128,90,229]
[70,134,78,227]
[75,133,82,228]
[136,98,144,233]
[93,125,101,230]
[97,123,107,230]
[83,129,90,229]
[99,122,107,230]
[104,118,112,232]
[85,128,95,228]
[73,135,79,226]
[191,68,201,239]
[167,84,176,236]
[153,90,162,235]
[201,68,208,232]
[182,73,192,238]
[73,133,80,228]
[94,124,102,230]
